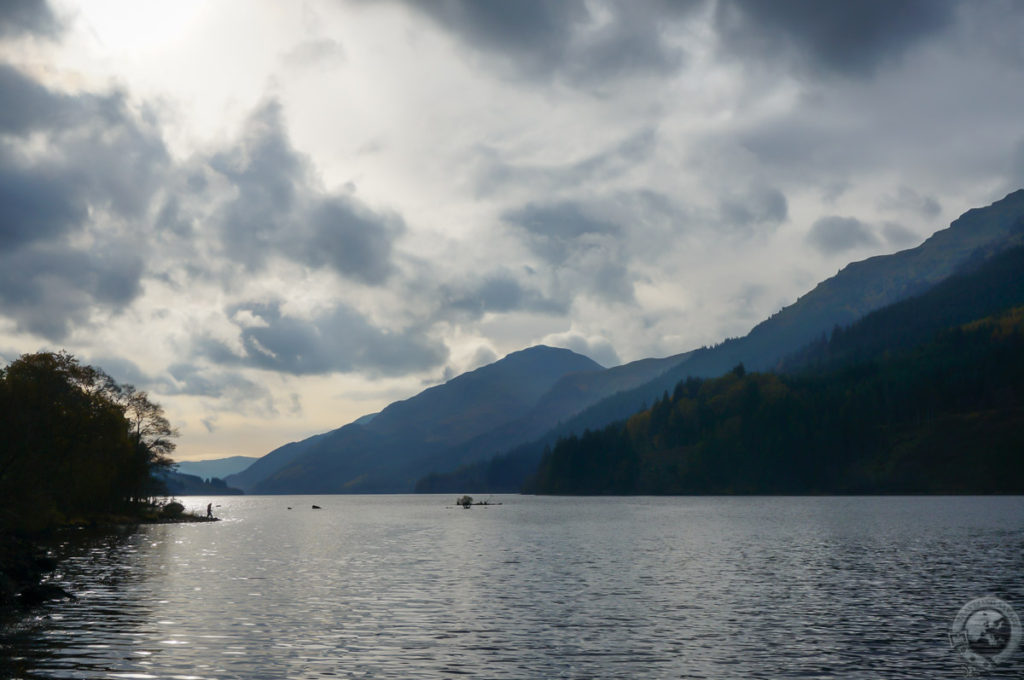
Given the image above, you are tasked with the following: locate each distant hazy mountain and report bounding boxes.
[157,470,244,495]
[239,346,606,493]
[175,456,258,480]
[420,189,1024,492]
[225,431,334,493]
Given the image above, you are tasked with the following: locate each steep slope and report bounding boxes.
[529,303,1024,494]
[226,431,333,491]
[413,351,690,491]
[546,190,1024,435]
[665,188,1024,378]
[421,190,1024,492]
[782,245,1024,372]
[249,346,602,493]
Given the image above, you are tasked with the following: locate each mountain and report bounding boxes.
[410,351,691,481]
[157,470,244,495]
[529,285,1024,494]
[418,190,1024,492]
[781,244,1024,372]
[225,431,333,492]
[239,346,605,493]
[175,456,257,480]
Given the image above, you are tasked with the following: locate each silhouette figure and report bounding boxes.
[206,503,213,518]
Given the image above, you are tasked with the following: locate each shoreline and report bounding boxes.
[1,512,218,616]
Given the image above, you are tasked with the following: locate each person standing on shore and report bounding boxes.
[206,503,213,519]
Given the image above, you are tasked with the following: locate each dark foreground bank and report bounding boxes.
[1,510,217,616]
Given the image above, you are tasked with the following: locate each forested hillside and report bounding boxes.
[528,308,1024,494]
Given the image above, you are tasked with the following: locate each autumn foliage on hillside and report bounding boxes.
[529,310,1024,494]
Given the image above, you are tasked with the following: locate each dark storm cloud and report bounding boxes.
[0,0,61,39]
[210,102,305,269]
[503,196,664,305]
[203,302,448,377]
[719,186,788,232]
[163,362,279,415]
[304,197,400,285]
[881,222,920,248]
[210,102,400,284]
[0,64,167,340]
[806,216,878,254]
[439,272,567,320]
[403,0,698,84]
[0,65,169,220]
[504,201,620,264]
[0,243,144,339]
[0,63,71,133]
[587,261,634,304]
[877,187,941,218]
[0,152,84,249]
[715,0,959,76]
[1009,139,1024,191]
[88,355,151,387]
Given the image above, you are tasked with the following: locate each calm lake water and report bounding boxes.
[2,495,1023,679]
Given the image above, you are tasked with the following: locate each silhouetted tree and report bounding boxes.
[0,352,178,531]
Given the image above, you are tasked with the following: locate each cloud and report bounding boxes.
[87,354,151,387]
[0,0,61,39]
[0,63,70,134]
[203,301,448,377]
[719,186,789,232]
[165,362,279,416]
[805,216,878,254]
[881,222,921,247]
[209,102,308,270]
[1010,138,1024,191]
[877,186,941,218]
[282,38,345,69]
[403,0,697,84]
[715,0,958,77]
[0,64,167,339]
[303,197,401,285]
[0,150,85,249]
[541,330,620,368]
[0,242,144,339]
[208,101,401,284]
[504,200,621,264]
[439,272,567,320]
[475,127,657,196]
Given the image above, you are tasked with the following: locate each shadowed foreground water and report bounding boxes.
[2,495,1023,679]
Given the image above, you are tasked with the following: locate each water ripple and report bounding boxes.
[2,495,1022,678]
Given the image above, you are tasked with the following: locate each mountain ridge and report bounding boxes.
[415,189,1024,492]
[238,345,603,493]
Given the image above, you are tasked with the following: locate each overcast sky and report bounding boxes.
[2,0,1023,462]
